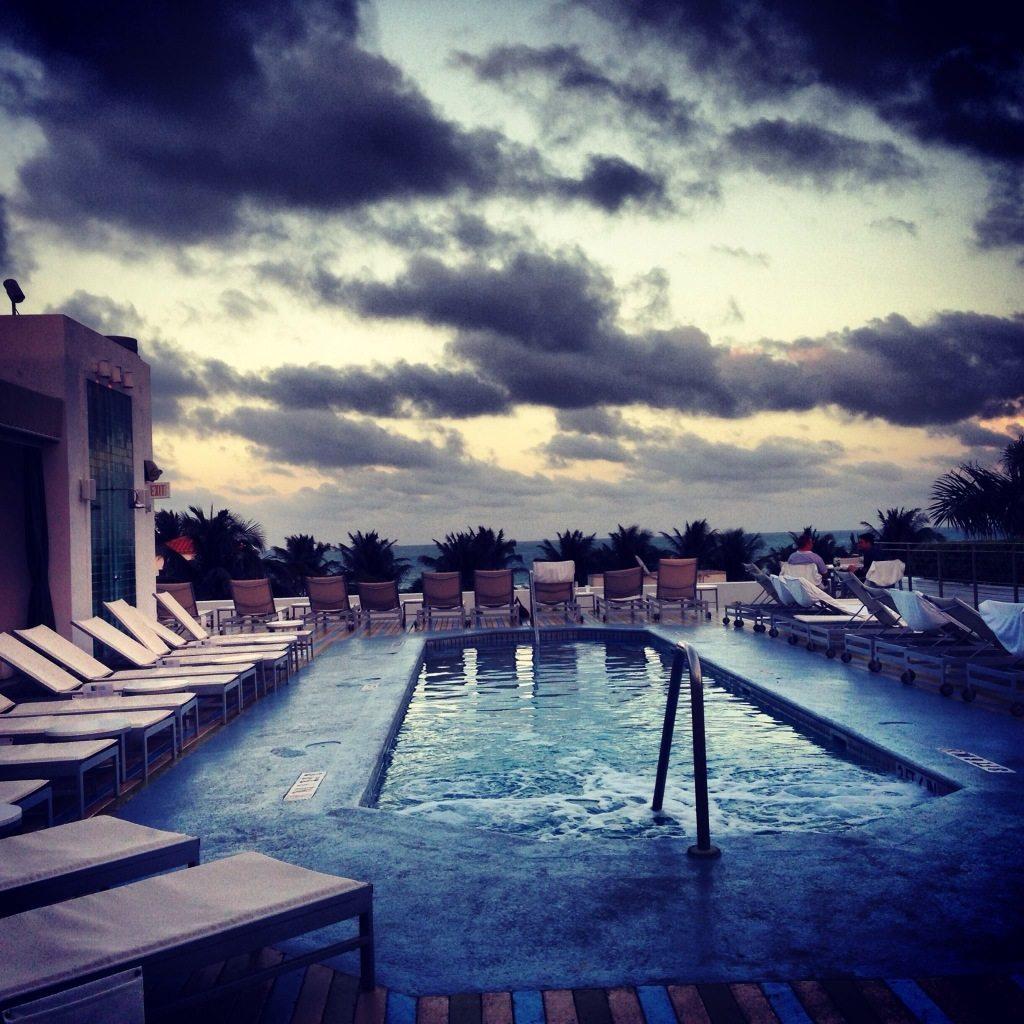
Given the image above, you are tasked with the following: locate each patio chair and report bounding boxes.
[472,569,517,627]
[0,852,374,1014]
[530,561,580,624]
[937,599,1024,707]
[865,559,906,588]
[723,564,777,629]
[646,558,707,622]
[594,566,645,622]
[0,816,199,917]
[0,740,120,821]
[765,576,880,654]
[302,575,357,632]
[418,572,467,630]
[155,590,308,653]
[3,632,245,726]
[155,581,203,626]
[225,579,306,636]
[357,580,406,633]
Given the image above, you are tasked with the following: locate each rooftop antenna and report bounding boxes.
[4,279,25,315]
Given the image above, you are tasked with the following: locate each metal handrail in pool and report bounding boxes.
[652,641,722,859]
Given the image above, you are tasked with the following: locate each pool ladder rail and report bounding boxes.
[652,642,722,859]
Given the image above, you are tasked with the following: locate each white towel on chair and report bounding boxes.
[533,561,575,583]
[979,601,1024,657]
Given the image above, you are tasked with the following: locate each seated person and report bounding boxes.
[787,531,827,575]
[853,532,878,580]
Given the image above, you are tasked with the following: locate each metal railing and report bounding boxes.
[652,641,721,859]
[875,540,1023,607]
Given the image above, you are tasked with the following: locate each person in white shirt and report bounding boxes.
[787,531,828,575]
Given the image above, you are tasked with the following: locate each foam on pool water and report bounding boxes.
[375,641,934,840]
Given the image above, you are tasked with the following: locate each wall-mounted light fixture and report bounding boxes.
[111,365,123,384]
[80,479,97,502]
[97,359,112,379]
[122,371,135,389]
[131,489,146,510]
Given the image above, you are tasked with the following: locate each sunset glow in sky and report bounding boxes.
[2,1,1022,542]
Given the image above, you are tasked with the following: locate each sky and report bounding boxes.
[1,1,1022,545]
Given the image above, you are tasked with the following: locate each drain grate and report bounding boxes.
[940,749,1015,773]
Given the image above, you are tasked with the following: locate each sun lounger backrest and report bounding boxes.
[422,572,463,610]
[865,559,905,587]
[0,635,83,694]
[229,578,276,618]
[835,573,901,627]
[745,564,779,602]
[946,598,1008,649]
[72,618,160,668]
[154,591,209,641]
[156,581,200,619]
[785,576,857,615]
[655,558,697,601]
[104,600,176,656]
[304,576,351,613]
[0,694,13,714]
[357,580,400,612]
[14,625,112,681]
[474,569,514,607]
[603,566,643,601]
[888,590,955,632]
[768,575,797,606]
[781,576,816,608]
[977,600,1024,656]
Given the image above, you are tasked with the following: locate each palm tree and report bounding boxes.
[930,435,1024,538]
[715,528,763,581]
[661,520,719,565]
[421,526,521,591]
[538,529,598,585]
[599,524,665,571]
[180,506,266,598]
[336,531,409,586]
[861,508,943,544]
[154,509,192,582]
[263,534,334,596]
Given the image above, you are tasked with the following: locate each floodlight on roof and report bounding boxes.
[3,278,25,315]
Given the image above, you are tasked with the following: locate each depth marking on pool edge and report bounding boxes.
[940,749,1015,774]
[284,771,327,800]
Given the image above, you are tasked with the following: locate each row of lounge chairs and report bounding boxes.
[0,816,374,1018]
[726,564,1024,712]
[0,593,314,824]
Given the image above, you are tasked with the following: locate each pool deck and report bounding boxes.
[117,620,1024,1002]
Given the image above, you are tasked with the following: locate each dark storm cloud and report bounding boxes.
[0,196,8,267]
[2,1,506,241]
[538,433,635,465]
[555,155,669,212]
[928,419,1017,448]
[582,2,1024,165]
[722,119,920,189]
[555,407,648,440]
[974,172,1024,261]
[453,43,697,135]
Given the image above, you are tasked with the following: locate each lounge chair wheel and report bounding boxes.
[753,624,766,634]
[868,660,881,672]
[939,681,955,697]
[1011,703,1024,718]
[768,627,779,638]
[840,651,852,663]
[900,670,914,685]
[961,686,976,703]
[734,619,744,629]
[705,611,712,620]
[722,616,730,626]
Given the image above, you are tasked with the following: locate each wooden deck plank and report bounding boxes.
[790,981,843,1024]
[606,988,645,1024]
[695,983,745,1024]
[290,964,335,1024]
[418,995,450,1024]
[572,989,613,1024]
[854,980,916,1024]
[667,985,712,1024]
[450,993,483,1024]
[728,983,780,1024]
[543,990,579,1024]
[356,986,390,1024]
[322,972,360,1024]
[817,978,881,1024]
[481,992,514,1024]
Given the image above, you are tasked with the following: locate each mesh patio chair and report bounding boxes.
[594,566,645,622]
[473,570,518,627]
[531,561,580,623]
[418,572,467,631]
[303,576,356,632]
[225,579,305,636]
[357,581,406,633]
[646,558,707,622]
[155,581,202,627]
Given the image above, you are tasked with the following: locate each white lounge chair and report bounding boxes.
[0,741,120,821]
[0,815,199,917]
[0,779,52,829]
[0,852,374,1014]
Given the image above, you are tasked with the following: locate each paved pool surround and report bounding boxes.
[117,623,1024,994]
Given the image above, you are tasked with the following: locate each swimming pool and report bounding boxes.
[374,638,935,840]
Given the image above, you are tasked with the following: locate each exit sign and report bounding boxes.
[150,482,171,499]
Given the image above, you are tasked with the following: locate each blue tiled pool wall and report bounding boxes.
[412,627,957,800]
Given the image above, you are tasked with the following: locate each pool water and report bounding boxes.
[375,641,934,840]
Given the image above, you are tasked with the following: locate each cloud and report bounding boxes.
[974,171,1024,263]
[928,419,1016,448]
[555,407,648,440]
[46,290,145,335]
[870,216,919,236]
[555,155,669,212]
[538,432,635,466]
[581,2,1024,166]
[721,119,921,189]
[219,289,274,321]
[711,245,770,268]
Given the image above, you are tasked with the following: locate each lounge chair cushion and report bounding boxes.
[14,627,112,682]
[0,817,194,895]
[0,741,116,768]
[0,780,49,803]
[979,600,1024,657]
[0,852,368,1005]
[5,696,194,719]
